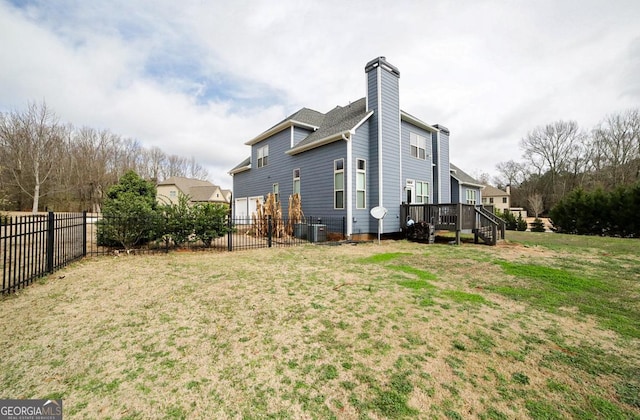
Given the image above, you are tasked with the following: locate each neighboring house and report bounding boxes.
[157,176,231,206]
[229,56,481,238]
[450,163,484,206]
[481,184,510,214]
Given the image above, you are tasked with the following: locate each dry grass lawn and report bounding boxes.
[1,236,639,419]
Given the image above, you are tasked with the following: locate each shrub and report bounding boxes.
[530,218,546,232]
[550,182,640,237]
[158,193,194,247]
[503,210,517,230]
[516,214,528,231]
[193,203,230,247]
[97,171,160,249]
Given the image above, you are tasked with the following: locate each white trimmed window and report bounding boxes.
[416,181,429,204]
[334,159,344,209]
[466,189,477,205]
[273,183,279,202]
[410,132,427,160]
[293,168,300,195]
[356,159,366,209]
[257,145,269,168]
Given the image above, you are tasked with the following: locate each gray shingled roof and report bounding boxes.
[261,107,325,134]
[229,156,251,173]
[450,163,483,187]
[292,98,369,151]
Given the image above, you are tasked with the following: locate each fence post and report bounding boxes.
[267,216,273,248]
[46,212,55,273]
[227,216,233,252]
[455,204,462,245]
[82,211,87,257]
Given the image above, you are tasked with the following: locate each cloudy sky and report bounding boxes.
[1,0,639,189]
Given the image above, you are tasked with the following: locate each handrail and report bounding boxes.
[475,206,506,240]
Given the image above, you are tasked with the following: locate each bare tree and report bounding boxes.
[187,156,209,180]
[520,120,585,205]
[495,160,527,187]
[139,146,166,181]
[527,193,544,218]
[0,102,66,213]
[591,109,640,188]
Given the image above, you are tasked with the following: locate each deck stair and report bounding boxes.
[473,206,506,245]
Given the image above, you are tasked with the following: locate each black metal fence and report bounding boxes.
[2,212,346,293]
[1,212,86,294]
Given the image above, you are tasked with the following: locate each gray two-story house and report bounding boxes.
[229,56,482,238]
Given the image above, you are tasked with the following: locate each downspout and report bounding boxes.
[377,67,383,228]
[343,132,352,239]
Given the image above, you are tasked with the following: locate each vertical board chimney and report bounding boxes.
[365,57,401,233]
[432,124,450,203]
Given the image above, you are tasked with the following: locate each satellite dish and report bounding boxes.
[370,206,387,220]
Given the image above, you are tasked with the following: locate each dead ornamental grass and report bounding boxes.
[0,240,638,419]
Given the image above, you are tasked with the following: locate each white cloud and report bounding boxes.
[1,0,639,188]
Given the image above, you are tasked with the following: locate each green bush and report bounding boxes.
[550,182,640,237]
[530,218,546,232]
[158,193,194,247]
[97,171,160,249]
[193,203,230,247]
[502,210,517,230]
[516,214,528,231]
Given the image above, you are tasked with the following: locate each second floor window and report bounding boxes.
[293,168,300,195]
[258,145,269,168]
[356,159,366,209]
[334,159,344,209]
[410,132,427,160]
[466,189,477,205]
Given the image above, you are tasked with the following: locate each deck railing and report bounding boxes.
[400,203,504,245]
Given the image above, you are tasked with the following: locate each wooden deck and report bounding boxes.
[400,204,506,245]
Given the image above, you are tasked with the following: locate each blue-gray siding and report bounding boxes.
[451,177,460,203]
[401,121,434,203]
[367,63,401,233]
[432,131,450,203]
[293,126,312,146]
[232,130,348,220]
[350,118,374,235]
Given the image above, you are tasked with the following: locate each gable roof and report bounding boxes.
[482,185,509,197]
[288,97,372,155]
[245,107,325,146]
[158,176,213,192]
[157,176,229,203]
[189,185,221,202]
[450,163,484,188]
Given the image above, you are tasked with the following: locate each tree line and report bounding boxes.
[493,108,640,216]
[0,101,209,213]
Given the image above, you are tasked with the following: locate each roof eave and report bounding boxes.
[352,111,374,132]
[401,111,438,133]
[245,120,319,145]
[228,165,251,175]
[286,131,349,156]
[451,174,485,189]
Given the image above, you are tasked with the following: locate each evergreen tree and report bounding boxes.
[97,171,160,249]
